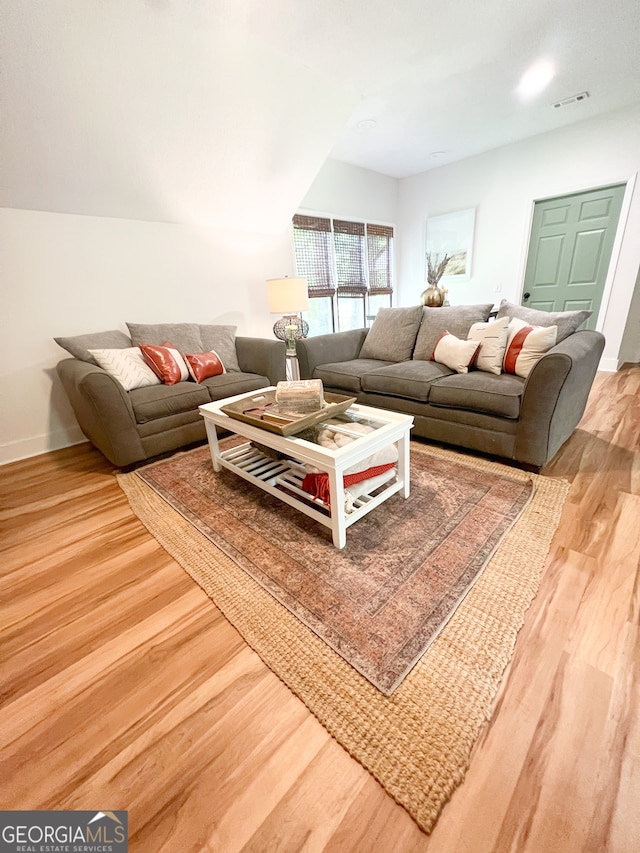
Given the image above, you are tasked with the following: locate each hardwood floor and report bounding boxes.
[1,365,638,852]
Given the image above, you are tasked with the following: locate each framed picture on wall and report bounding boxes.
[425,208,476,282]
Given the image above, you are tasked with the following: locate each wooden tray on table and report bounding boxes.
[220,391,357,437]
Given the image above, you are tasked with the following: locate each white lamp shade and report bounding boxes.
[266,277,309,314]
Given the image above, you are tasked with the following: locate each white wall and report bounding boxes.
[0,159,397,466]
[397,105,640,369]
[0,208,294,463]
[619,265,640,364]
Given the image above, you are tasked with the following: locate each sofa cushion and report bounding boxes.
[202,371,270,400]
[413,304,494,361]
[199,325,241,372]
[314,359,394,393]
[54,330,132,365]
[429,371,524,419]
[361,360,453,402]
[130,382,211,424]
[127,322,203,353]
[127,322,241,373]
[359,306,424,362]
[496,298,591,342]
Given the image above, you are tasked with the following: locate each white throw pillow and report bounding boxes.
[431,331,480,374]
[467,315,510,375]
[88,347,161,391]
[503,318,557,378]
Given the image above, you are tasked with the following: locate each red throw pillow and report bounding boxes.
[139,343,190,385]
[184,350,226,383]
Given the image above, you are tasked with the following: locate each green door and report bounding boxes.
[523,184,625,329]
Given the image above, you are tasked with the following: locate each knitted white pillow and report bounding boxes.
[467,315,510,375]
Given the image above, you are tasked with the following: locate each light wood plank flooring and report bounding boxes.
[1,365,639,852]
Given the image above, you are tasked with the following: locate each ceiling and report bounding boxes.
[2,0,639,228]
[322,0,640,177]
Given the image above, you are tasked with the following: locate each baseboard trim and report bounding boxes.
[0,428,88,466]
[598,356,618,373]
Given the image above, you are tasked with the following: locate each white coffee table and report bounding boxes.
[199,389,414,548]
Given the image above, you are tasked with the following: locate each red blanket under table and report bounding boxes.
[301,463,396,508]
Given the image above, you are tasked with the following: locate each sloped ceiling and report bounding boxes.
[0,0,357,231]
[2,0,640,230]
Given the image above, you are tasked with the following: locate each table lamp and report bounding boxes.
[266,277,310,353]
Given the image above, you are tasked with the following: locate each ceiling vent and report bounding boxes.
[553,92,590,109]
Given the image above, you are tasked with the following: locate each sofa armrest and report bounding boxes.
[296,329,369,379]
[516,329,605,467]
[235,336,286,385]
[56,358,146,466]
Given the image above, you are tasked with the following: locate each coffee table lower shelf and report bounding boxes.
[218,441,402,546]
[200,391,413,548]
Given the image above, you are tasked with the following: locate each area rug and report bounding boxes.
[117,442,568,833]
[128,442,534,695]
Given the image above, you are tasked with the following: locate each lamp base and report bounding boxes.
[272,314,309,344]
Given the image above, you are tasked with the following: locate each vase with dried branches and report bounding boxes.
[421,253,451,307]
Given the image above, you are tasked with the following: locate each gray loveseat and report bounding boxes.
[296,302,604,470]
[56,322,286,467]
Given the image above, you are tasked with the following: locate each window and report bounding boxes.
[292,214,394,335]
[366,222,395,327]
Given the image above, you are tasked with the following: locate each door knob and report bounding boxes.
[523,292,530,301]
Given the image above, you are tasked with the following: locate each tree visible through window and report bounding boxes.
[292,214,394,335]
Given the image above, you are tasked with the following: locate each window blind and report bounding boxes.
[333,219,367,295]
[366,223,394,295]
[292,215,335,298]
[292,214,394,333]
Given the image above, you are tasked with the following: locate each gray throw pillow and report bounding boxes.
[359,306,424,362]
[413,304,494,361]
[199,324,240,372]
[126,322,204,353]
[54,330,132,365]
[496,299,591,343]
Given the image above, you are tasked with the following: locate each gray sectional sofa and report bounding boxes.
[296,302,604,470]
[56,322,285,467]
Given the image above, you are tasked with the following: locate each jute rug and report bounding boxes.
[117,442,568,833]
